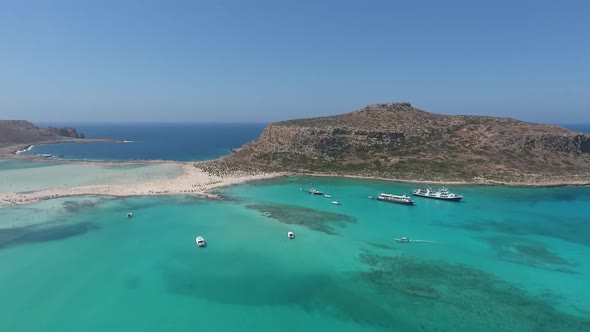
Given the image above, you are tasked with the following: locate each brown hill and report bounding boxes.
[201,103,590,185]
[0,120,84,148]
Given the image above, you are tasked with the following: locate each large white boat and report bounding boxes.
[308,188,324,195]
[376,193,414,205]
[196,236,206,247]
[412,187,463,201]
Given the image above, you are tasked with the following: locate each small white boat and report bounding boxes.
[288,231,295,239]
[196,236,206,247]
[126,212,133,218]
[331,201,341,205]
[395,237,410,243]
[324,194,332,198]
[308,188,324,195]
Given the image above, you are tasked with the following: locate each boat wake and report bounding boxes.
[410,240,440,244]
[15,145,34,154]
[395,238,440,244]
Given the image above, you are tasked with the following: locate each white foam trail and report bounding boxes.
[15,145,34,154]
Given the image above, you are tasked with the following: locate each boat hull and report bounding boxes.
[377,198,414,205]
[412,194,462,201]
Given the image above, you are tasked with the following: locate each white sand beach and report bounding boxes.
[0,162,285,206]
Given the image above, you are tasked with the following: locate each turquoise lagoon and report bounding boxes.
[1,175,590,331]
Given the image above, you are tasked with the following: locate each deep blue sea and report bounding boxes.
[565,124,590,133]
[24,123,267,161]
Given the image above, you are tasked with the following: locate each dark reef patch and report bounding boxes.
[0,222,99,250]
[62,199,101,213]
[159,245,589,331]
[246,203,357,235]
[478,236,575,272]
[161,253,331,306]
[366,242,396,250]
[442,216,590,246]
[333,251,590,331]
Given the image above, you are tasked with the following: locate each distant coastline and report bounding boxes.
[1,113,590,207]
[0,138,120,161]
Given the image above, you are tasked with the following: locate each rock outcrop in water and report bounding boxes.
[0,120,84,148]
[202,103,590,184]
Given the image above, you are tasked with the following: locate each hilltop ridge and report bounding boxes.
[199,103,590,185]
[0,120,84,146]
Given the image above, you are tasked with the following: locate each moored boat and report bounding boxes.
[288,231,295,239]
[126,212,133,218]
[196,236,206,247]
[412,187,463,201]
[324,194,332,198]
[331,201,341,205]
[308,188,324,195]
[376,193,414,205]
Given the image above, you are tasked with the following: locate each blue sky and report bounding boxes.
[0,0,588,123]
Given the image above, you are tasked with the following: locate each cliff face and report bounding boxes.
[221,103,590,183]
[0,120,84,146]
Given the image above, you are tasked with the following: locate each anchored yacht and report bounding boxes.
[412,187,463,201]
[376,193,414,205]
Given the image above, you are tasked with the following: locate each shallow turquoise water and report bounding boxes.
[0,160,181,193]
[1,177,589,331]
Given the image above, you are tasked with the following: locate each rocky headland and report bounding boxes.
[0,120,113,158]
[200,103,590,185]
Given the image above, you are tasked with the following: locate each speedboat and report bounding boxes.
[395,237,410,243]
[324,194,332,198]
[126,212,133,218]
[331,201,341,205]
[288,231,295,239]
[196,236,206,247]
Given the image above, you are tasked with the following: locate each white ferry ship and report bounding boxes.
[376,193,414,205]
[412,187,463,201]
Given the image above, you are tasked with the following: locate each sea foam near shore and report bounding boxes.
[14,145,34,154]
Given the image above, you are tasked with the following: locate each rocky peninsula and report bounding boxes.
[0,120,114,158]
[201,103,590,186]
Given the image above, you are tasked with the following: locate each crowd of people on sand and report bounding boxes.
[1,193,61,205]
